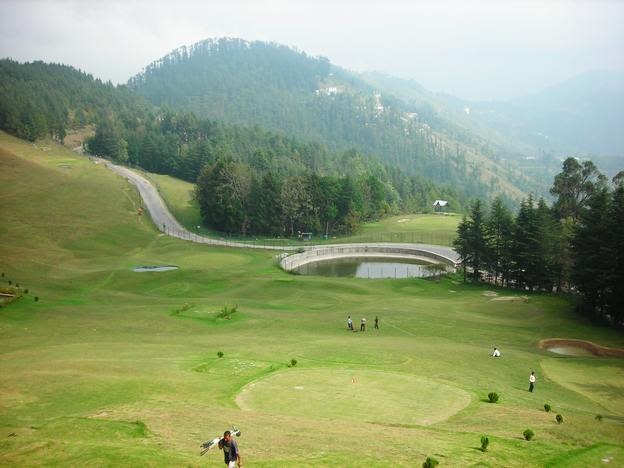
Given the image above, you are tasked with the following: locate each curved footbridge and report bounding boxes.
[105,161,459,268]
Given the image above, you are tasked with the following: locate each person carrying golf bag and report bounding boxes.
[218,430,242,467]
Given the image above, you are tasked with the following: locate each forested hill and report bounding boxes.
[0,58,469,236]
[128,38,538,203]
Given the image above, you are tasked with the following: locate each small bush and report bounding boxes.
[24,289,28,294]
[595,414,603,422]
[488,392,499,403]
[422,456,439,468]
[556,414,563,424]
[8,280,11,285]
[480,435,489,452]
[34,296,39,302]
[290,358,298,367]
[523,429,534,441]
[544,403,552,412]
[217,304,238,320]
[217,351,224,358]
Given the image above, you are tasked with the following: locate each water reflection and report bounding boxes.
[293,257,432,279]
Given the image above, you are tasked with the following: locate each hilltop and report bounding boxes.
[128,38,538,203]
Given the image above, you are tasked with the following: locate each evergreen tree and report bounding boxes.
[484,196,514,286]
[453,199,487,281]
[571,188,611,319]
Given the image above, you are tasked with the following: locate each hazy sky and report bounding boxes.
[1,0,622,100]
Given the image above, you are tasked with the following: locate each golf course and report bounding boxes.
[1,130,623,466]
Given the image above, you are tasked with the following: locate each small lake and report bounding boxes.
[133,265,179,272]
[293,257,433,279]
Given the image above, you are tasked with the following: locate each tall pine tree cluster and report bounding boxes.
[455,158,624,327]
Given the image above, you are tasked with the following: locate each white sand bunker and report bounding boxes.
[482,291,498,297]
[397,218,409,223]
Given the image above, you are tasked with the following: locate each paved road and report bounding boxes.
[104,160,460,263]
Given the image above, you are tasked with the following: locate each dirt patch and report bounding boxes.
[482,291,498,297]
[539,339,624,357]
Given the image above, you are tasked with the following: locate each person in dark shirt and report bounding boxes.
[374,316,379,329]
[218,430,242,467]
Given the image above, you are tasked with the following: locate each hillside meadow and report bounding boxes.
[1,131,623,466]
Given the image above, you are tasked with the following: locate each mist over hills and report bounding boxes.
[361,69,624,178]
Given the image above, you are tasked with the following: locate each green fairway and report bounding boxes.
[1,131,623,467]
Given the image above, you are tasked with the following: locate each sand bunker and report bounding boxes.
[482,291,498,297]
[539,339,624,357]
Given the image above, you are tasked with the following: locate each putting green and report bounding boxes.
[236,368,472,426]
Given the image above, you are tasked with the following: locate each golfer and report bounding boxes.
[374,316,379,329]
[360,317,366,331]
[347,316,353,330]
[218,430,242,467]
[492,347,501,357]
[529,371,536,392]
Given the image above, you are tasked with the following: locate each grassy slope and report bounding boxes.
[1,131,623,467]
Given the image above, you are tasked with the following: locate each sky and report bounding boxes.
[1,0,623,101]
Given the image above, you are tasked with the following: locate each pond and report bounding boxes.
[292,257,434,279]
[133,265,179,272]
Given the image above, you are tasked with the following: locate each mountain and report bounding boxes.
[129,38,541,204]
[470,70,624,157]
[360,69,624,181]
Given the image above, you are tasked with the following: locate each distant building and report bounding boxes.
[433,200,449,213]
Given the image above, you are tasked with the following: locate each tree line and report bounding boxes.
[454,157,624,327]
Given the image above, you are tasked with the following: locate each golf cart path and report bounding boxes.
[105,160,460,262]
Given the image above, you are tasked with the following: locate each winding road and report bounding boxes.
[104,160,460,264]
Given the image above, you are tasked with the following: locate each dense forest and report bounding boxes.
[454,157,624,327]
[128,38,538,203]
[0,58,462,235]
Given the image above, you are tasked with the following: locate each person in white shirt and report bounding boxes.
[529,371,536,392]
[492,347,501,357]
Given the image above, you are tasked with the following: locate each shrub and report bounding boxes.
[24,289,28,294]
[34,296,39,302]
[217,304,238,320]
[523,429,534,441]
[556,414,563,424]
[8,280,11,285]
[480,435,489,452]
[422,456,439,468]
[488,392,499,403]
[595,414,603,422]
[544,403,552,412]
[290,358,298,367]
[217,351,224,358]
